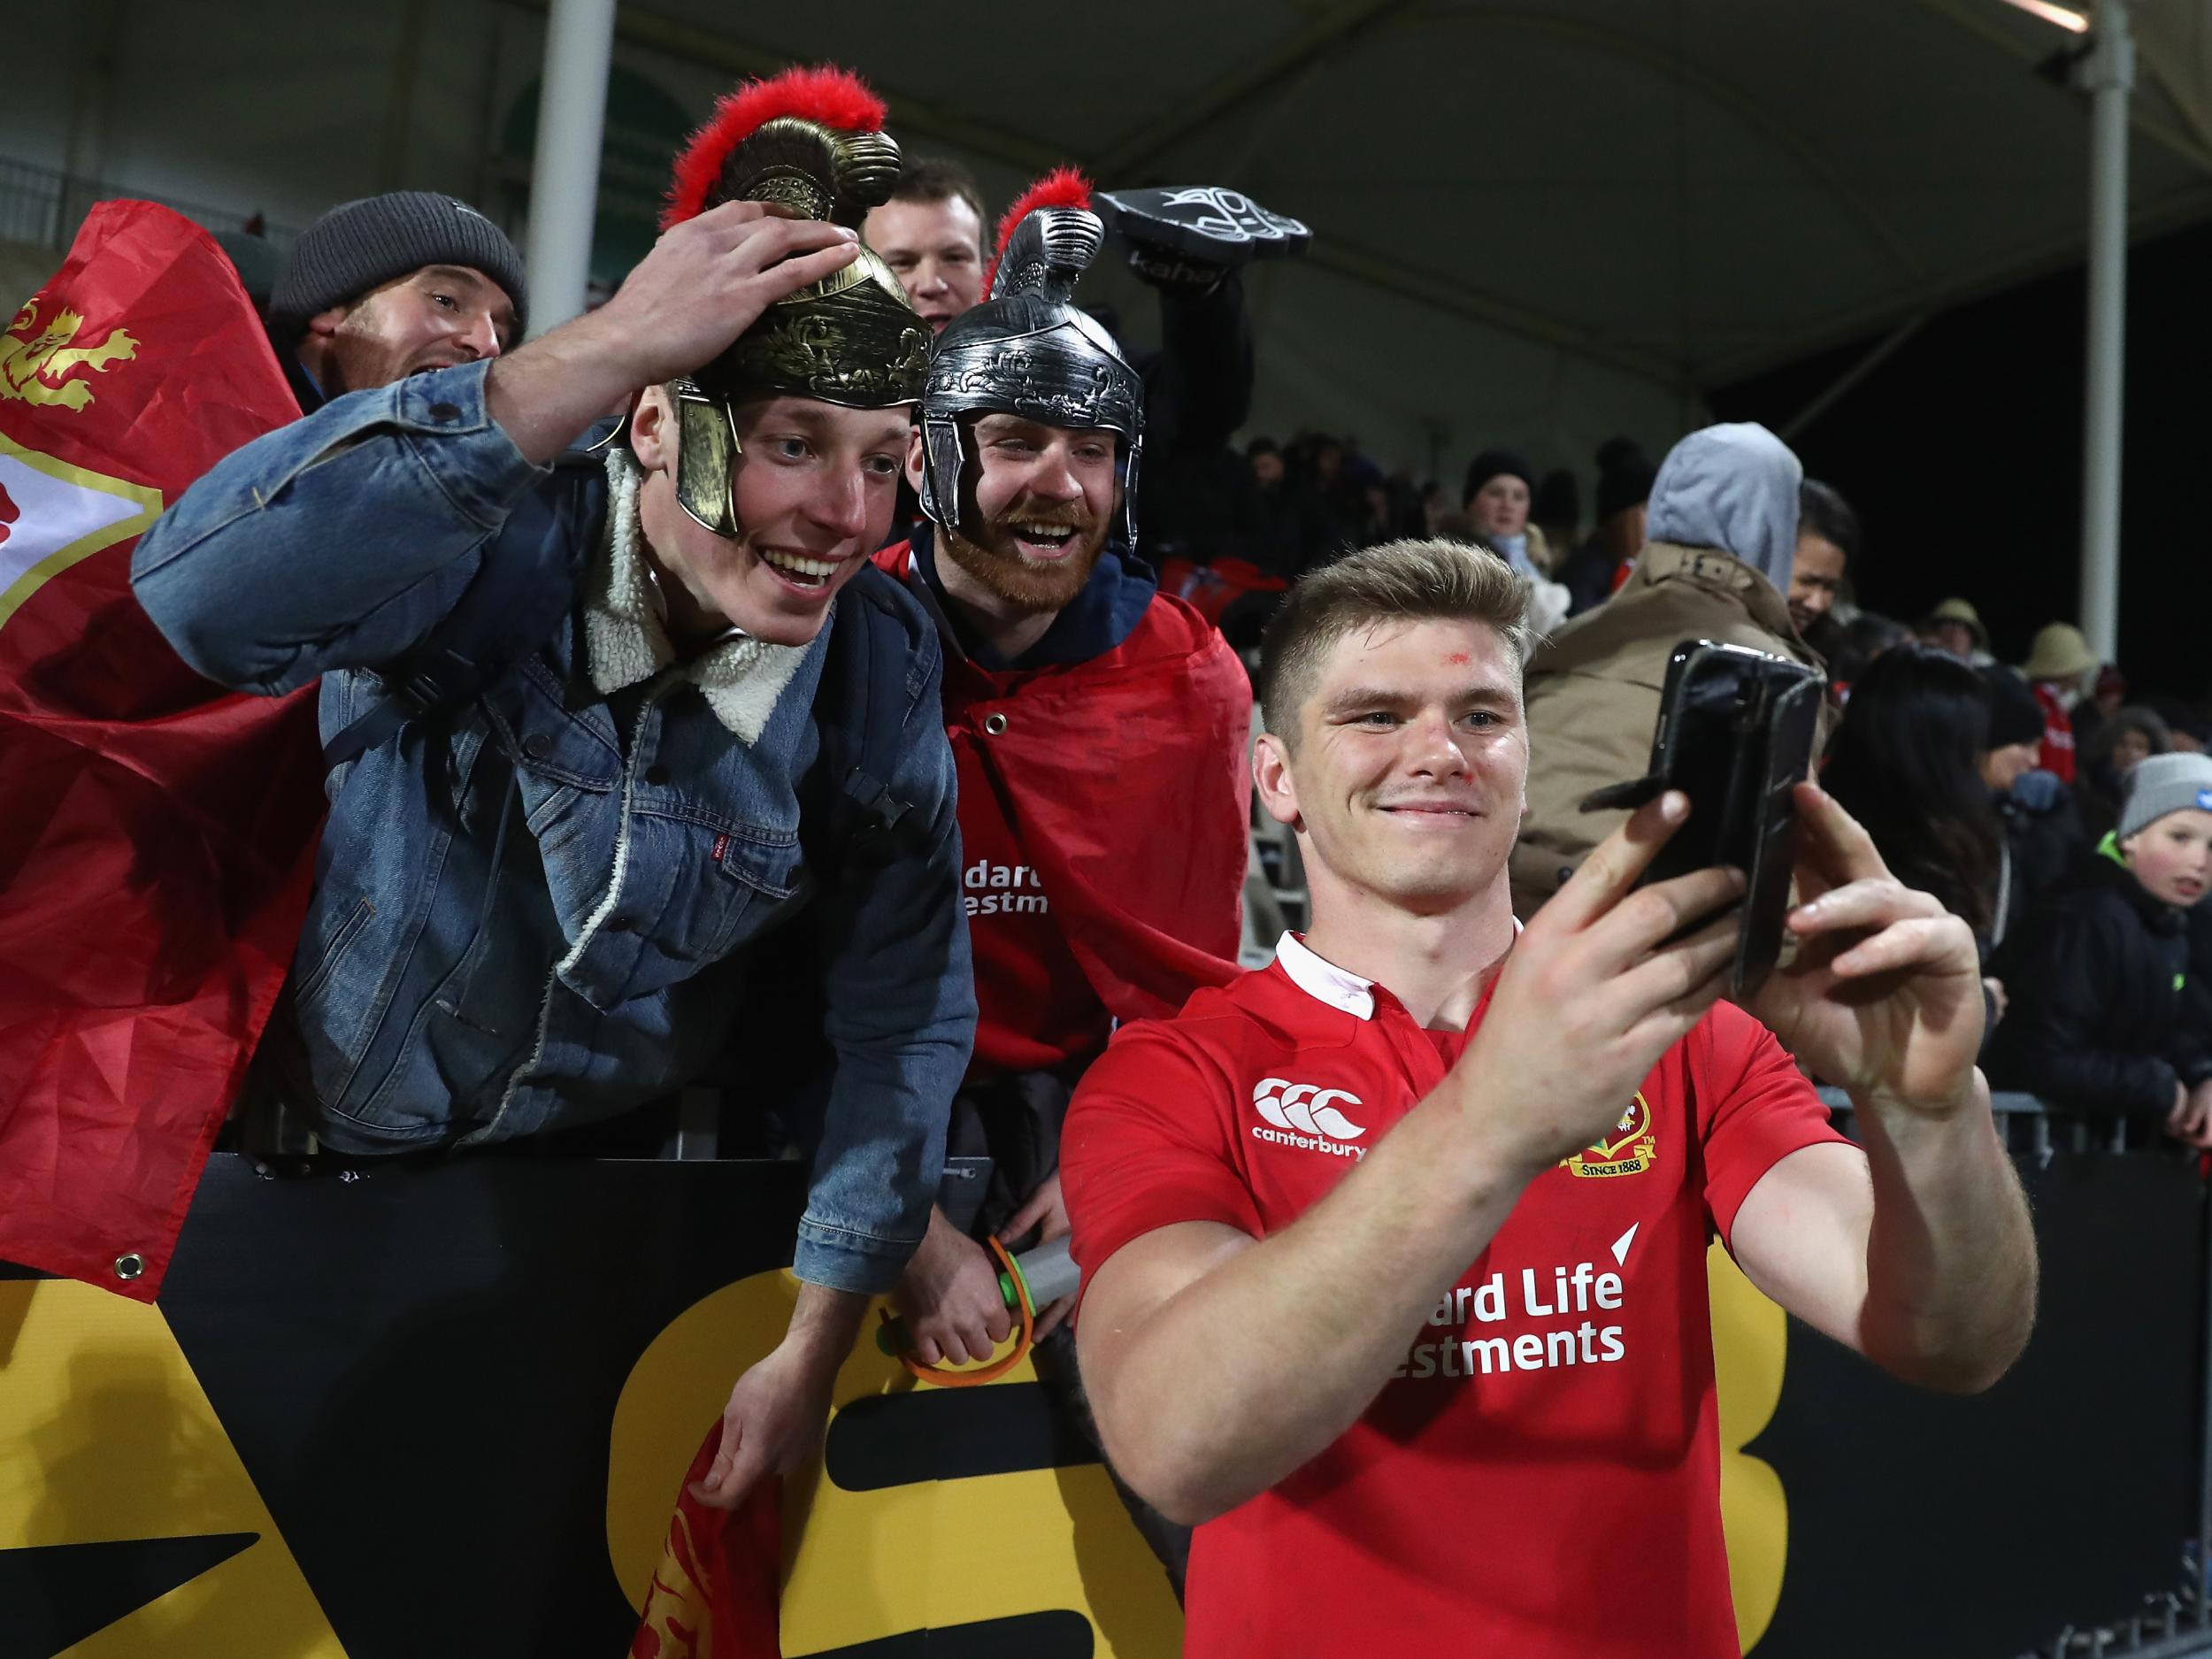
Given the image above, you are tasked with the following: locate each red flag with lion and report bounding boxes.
[0,200,319,1299]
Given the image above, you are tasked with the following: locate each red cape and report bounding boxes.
[0,203,318,1298]
[877,541,1250,1029]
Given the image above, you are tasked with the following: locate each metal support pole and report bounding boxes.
[521,0,617,339]
[2079,0,2134,665]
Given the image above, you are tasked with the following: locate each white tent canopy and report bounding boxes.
[12,0,2209,491]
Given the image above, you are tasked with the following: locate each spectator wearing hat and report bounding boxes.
[134,71,976,1512]
[1989,752,2212,1142]
[267,191,528,412]
[2078,705,2173,841]
[1559,436,1655,616]
[1916,597,1991,665]
[1462,449,1569,636]
[2018,620,2099,783]
[1462,450,1544,567]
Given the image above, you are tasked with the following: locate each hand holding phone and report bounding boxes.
[1579,640,1825,997]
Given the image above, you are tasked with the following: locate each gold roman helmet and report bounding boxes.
[656,65,930,535]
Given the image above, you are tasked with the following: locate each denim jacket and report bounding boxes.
[132,361,975,1294]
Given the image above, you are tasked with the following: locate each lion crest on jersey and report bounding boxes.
[1563,1090,1656,1178]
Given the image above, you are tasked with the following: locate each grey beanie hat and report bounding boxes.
[267,191,527,346]
[2118,751,2212,842]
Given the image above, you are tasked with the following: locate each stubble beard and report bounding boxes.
[939,512,1106,616]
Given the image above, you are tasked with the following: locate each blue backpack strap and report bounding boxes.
[321,435,611,771]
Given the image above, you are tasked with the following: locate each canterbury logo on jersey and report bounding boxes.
[1250,1079,1368,1159]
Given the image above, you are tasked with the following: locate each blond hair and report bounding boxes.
[1257,538,1532,745]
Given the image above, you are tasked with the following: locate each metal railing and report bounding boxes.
[2024,1603,2212,1658]
[0,154,299,257]
[1820,1086,2212,1659]
[1818,1086,2180,1159]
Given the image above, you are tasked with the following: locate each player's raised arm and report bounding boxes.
[1734,781,2035,1394]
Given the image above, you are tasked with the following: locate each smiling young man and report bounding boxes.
[1788,477,1858,639]
[133,69,971,1511]
[873,173,1249,1582]
[1061,537,2039,1655]
[265,191,526,411]
[861,157,987,336]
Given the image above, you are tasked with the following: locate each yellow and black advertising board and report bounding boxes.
[2,1149,2198,1655]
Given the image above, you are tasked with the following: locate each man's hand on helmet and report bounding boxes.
[485,203,862,465]
[595,202,861,388]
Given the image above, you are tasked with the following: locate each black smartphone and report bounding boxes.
[1579,640,1825,997]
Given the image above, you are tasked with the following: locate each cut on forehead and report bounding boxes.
[1314,619,1524,699]
[1255,536,1533,747]
[1279,616,1526,751]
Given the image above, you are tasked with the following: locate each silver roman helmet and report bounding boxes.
[917,168,1144,548]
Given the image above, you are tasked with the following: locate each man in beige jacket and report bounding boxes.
[1511,422,1819,919]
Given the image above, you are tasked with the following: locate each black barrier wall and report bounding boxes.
[2,1146,2200,1656]
[1756,1151,2201,1656]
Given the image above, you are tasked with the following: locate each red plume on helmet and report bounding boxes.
[662,65,888,229]
[983,166,1094,294]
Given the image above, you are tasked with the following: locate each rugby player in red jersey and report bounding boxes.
[1063,536,2036,1658]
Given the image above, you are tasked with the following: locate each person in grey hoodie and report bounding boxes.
[1509,422,1821,918]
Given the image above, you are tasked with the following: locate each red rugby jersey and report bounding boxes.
[1062,935,1847,1659]
[2031,681,2078,784]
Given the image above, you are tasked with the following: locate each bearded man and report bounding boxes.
[265,191,526,411]
[872,174,1249,1577]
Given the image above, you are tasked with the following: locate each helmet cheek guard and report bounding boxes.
[918,412,968,542]
[670,381,744,537]
[1116,430,1141,548]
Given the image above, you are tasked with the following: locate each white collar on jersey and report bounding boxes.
[1274,924,1524,1024]
[1275,933,1378,1020]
